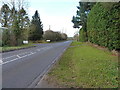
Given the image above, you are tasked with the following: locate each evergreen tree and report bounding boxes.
[0,4,11,27]
[29,10,43,41]
[72,2,95,41]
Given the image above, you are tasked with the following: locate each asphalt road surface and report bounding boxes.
[2,41,72,88]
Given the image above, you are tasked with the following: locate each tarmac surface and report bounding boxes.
[2,41,72,88]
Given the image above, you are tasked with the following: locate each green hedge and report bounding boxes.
[87,2,120,50]
[79,28,88,42]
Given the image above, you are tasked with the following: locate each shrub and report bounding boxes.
[79,28,87,42]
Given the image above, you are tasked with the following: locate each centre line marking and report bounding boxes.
[3,52,29,60]
[17,55,21,58]
[2,52,37,65]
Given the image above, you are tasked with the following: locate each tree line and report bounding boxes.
[72,2,120,51]
[43,30,67,42]
[0,0,67,46]
[0,0,30,46]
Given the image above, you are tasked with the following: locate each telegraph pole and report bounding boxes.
[49,25,51,30]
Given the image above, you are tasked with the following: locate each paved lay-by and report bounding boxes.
[2,41,72,88]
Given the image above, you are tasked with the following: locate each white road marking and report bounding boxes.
[2,52,36,65]
[17,55,21,58]
[2,52,29,60]
[2,57,19,65]
[2,46,53,65]
[0,60,3,65]
[2,55,16,60]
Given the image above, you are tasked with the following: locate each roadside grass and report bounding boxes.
[48,41,118,88]
[0,40,68,52]
[0,43,36,52]
[70,41,83,46]
[31,40,67,44]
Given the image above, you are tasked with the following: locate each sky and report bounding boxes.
[28,0,80,37]
[1,0,118,37]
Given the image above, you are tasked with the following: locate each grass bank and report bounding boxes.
[48,41,118,88]
[0,43,36,52]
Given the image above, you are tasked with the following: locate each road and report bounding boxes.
[2,41,72,88]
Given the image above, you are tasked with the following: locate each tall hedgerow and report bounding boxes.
[87,2,120,50]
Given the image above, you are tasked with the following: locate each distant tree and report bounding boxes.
[61,33,67,40]
[43,30,55,41]
[43,30,67,42]
[54,32,62,41]
[29,10,43,41]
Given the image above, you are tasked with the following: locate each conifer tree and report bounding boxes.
[29,10,43,41]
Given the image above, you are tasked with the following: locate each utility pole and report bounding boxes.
[49,25,51,30]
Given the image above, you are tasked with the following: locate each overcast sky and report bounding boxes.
[28,0,80,37]
[0,0,119,37]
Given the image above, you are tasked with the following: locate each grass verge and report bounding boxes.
[47,41,118,88]
[0,43,36,52]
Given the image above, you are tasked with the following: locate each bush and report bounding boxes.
[79,28,87,42]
